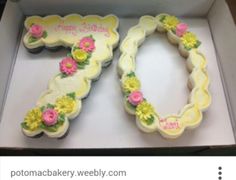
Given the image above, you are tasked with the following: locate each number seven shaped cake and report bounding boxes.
[21,14,119,138]
[118,14,211,139]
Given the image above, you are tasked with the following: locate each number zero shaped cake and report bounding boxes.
[118,14,211,139]
[21,14,119,138]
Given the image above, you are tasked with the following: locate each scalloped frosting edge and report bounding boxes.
[21,15,119,138]
[118,14,211,139]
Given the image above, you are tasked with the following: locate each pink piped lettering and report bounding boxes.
[54,22,110,37]
[160,118,180,130]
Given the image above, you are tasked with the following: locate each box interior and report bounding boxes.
[18,0,215,17]
[208,0,236,140]
[0,0,235,148]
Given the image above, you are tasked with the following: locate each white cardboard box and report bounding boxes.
[0,0,236,149]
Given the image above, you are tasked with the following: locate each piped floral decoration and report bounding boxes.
[60,57,77,76]
[121,72,155,126]
[79,36,96,52]
[42,108,58,126]
[176,23,188,37]
[71,35,95,67]
[21,104,65,132]
[55,93,76,114]
[136,101,155,125]
[72,49,88,63]
[59,35,96,78]
[160,15,180,31]
[128,91,144,106]
[28,24,48,43]
[22,107,42,131]
[159,15,201,51]
[181,32,201,50]
[21,93,77,133]
[122,72,141,94]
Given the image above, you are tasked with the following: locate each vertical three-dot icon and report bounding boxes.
[218,166,222,180]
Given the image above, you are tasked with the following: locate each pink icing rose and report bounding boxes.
[128,91,144,106]
[79,37,95,52]
[29,24,44,38]
[60,57,77,75]
[42,108,58,126]
[176,23,188,37]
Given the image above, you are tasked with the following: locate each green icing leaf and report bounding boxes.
[84,60,90,65]
[88,34,95,41]
[73,46,80,51]
[58,113,65,122]
[125,90,131,95]
[40,123,57,132]
[77,59,90,69]
[28,36,39,43]
[61,73,68,79]
[145,115,155,125]
[171,29,176,34]
[87,53,92,59]
[159,15,166,22]
[77,64,85,69]
[46,104,55,109]
[194,40,201,48]
[42,31,48,38]
[40,106,46,112]
[126,100,137,111]
[67,53,72,57]
[124,91,130,97]
[40,123,46,129]
[21,122,29,130]
[67,92,76,100]
[184,45,192,51]
[127,72,135,77]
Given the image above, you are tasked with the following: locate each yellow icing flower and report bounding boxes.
[136,101,155,122]
[181,32,198,49]
[72,49,88,62]
[55,96,76,114]
[163,16,180,31]
[123,77,141,93]
[24,108,42,131]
